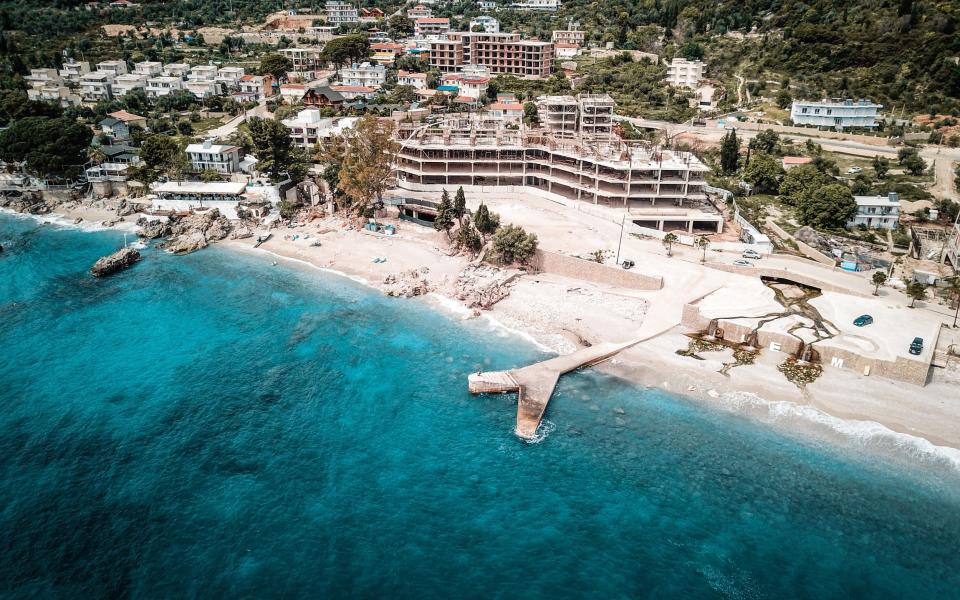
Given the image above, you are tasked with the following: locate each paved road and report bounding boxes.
[204,99,271,141]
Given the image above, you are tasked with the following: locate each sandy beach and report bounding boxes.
[10,199,960,459]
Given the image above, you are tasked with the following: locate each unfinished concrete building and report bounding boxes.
[395,94,718,232]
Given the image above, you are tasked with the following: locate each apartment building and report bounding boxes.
[96,60,129,77]
[134,61,163,77]
[27,83,81,106]
[184,79,219,98]
[395,94,711,214]
[185,141,242,174]
[216,67,245,87]
[279,47,324,80]
[112,74,148,96]
[189,64,218,81]
[537,95,579,138]
[407,4,432,18]
[790,98,882,129]
[848,192,900,230]
[487,101,524,121]
[398,70,428,89]
[235,74,275,101]
[429,32,554,78]
[281,109,359,148]
[25,68,59,86]
[163,63,191,78]
[551,29,584,45]
[441,73,489,99]
[469,16,499,33]
[325,1,358,25]
[145,76,184,98]
[415,17,450,37]
[665,58,704,89]
[340,62,386,89]
[80,72,114,101]
[59,59,91,82]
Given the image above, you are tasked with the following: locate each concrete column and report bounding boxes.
[688,221,694,233]
[658,220,664,231]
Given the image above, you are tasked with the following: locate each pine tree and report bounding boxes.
[434,189,454,238]
[474,203,500,238]
[453,186,466,224]
[720,129,740,174]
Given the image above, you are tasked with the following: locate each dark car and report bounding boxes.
[853,315,873,327]
[621,260,635,270]
[909,337,924,355]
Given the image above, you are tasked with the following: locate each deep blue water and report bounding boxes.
[2,212,960,599]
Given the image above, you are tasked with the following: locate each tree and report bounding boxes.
[679,42,704,61]
[779,164,832,206]
[872,155,889,179]
[749,129,781,155]
[387,15,413,37]
[742,153,784,194]
[775,89,792,110]
[259,53,293,82]
[200,169,222,182]
[492,224,538,265]
[523,101,539,126]
[662,232,678,257]
[797,184,857,229]
[872,271,887,295]
[902,153,927,176]
[455,222,483,253]
[247,117,309,182]
[133,134,188,183]
[719,129,739,173]
[694,235,709,262]
[904,279,928,308]
[320,115,398,212]
[434,189,454,238]
[453,186,467,224]
[320,34,370,70]
[0,116,91,178]
[473,203,500,238]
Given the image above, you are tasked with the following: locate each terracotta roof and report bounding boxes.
[782,156,813,164]
[416,17,450,23]
[107,110,146,122]
[331,85,376,93]
[489,102,523,110]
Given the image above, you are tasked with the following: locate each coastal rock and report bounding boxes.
[160,209,232,254]
[453,265,518,309]
[115,199,138,217]
[0,192,51,215]
[136,217,172,239]
[383,267,431,298]
[91,247,141,277]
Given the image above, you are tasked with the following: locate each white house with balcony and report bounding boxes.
[96,60,128,76]
[282,109,359,149]
[216,67,245,87]
[469,16,499,33]
[184,79,219,98]
[112,74,148,97]
[80,72,114,101]
[185,141,242,174]
[134,61,163,77]
[398,70,428,89]
[146,76,184,97]
[59,59,90,82]
[848,192,900,230]
[189,64,218,81]
[25,68,60,86]
[339,62,386,89]
[163,63,191,78]
[791,98,882,130]
[325,1,358,25]
[665,58,704,89]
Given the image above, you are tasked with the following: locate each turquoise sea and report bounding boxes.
[2,211,960,599]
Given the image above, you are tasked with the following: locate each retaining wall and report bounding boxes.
[766,221,836,266]
[531,249,663,290]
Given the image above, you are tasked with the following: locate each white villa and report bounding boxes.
[186,141,242,174]
[791,98,882,130]
[848,192,900,230]
[665,58,704,89]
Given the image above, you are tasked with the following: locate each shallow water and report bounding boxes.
[2,213,959,598]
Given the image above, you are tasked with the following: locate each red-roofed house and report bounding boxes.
[782,156,813,170]
[235,74,275,102]
[330,85,377,101]
[487,102,523,121]
[398,70,428,90]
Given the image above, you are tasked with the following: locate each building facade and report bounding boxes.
[282,110,359,148]
[339,62,386,89]
[469,16,499,33]
[185,141,242,174]
[80,72,114,101]
[395,94,710,211]
[551,29,584,45]
[429,32,553,78]
[325,1,358,25]
[111,74,147,96]
[790,99,882,129]
[415,17,450,37]
[145,76,184,97]
[665,58,704,89]
[848,192,900,230]
[279,48,325,80]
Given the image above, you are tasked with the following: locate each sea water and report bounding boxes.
[2,213,959,599]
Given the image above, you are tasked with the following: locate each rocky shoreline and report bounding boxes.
[91,247,141,277]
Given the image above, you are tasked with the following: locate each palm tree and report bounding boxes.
[87,147,107,165]
[662,232,678,257]
[695,235,710,263]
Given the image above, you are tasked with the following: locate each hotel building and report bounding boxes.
[790,98,882,129]
[429,32,553,78]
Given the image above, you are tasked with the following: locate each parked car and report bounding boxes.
[621,259,635,270]
[742,249,762,260]
[733,259,753,266]
[846,166,863,174]
[853,315,873,327]
[909,337,924,355]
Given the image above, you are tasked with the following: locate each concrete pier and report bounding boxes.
[468,340,640,439]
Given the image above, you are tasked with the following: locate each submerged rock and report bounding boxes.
[91,247,141,277]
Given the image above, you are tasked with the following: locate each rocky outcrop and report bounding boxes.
[159,209,232,254]
[383,267,431,298]
[0,192,51,215]
[453,265,518,310]
[91,247,141,277]
[136,217,172,239]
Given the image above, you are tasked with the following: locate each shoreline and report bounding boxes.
[5,205,960,469]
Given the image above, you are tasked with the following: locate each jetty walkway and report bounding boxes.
[468,339,641,439]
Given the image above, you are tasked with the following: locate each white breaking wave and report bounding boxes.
[524,419,556,444]
[715,391,960,472]
[0,207,139,233]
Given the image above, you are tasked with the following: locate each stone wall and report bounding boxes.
[531,250,663,290]
[766,221,836,266]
